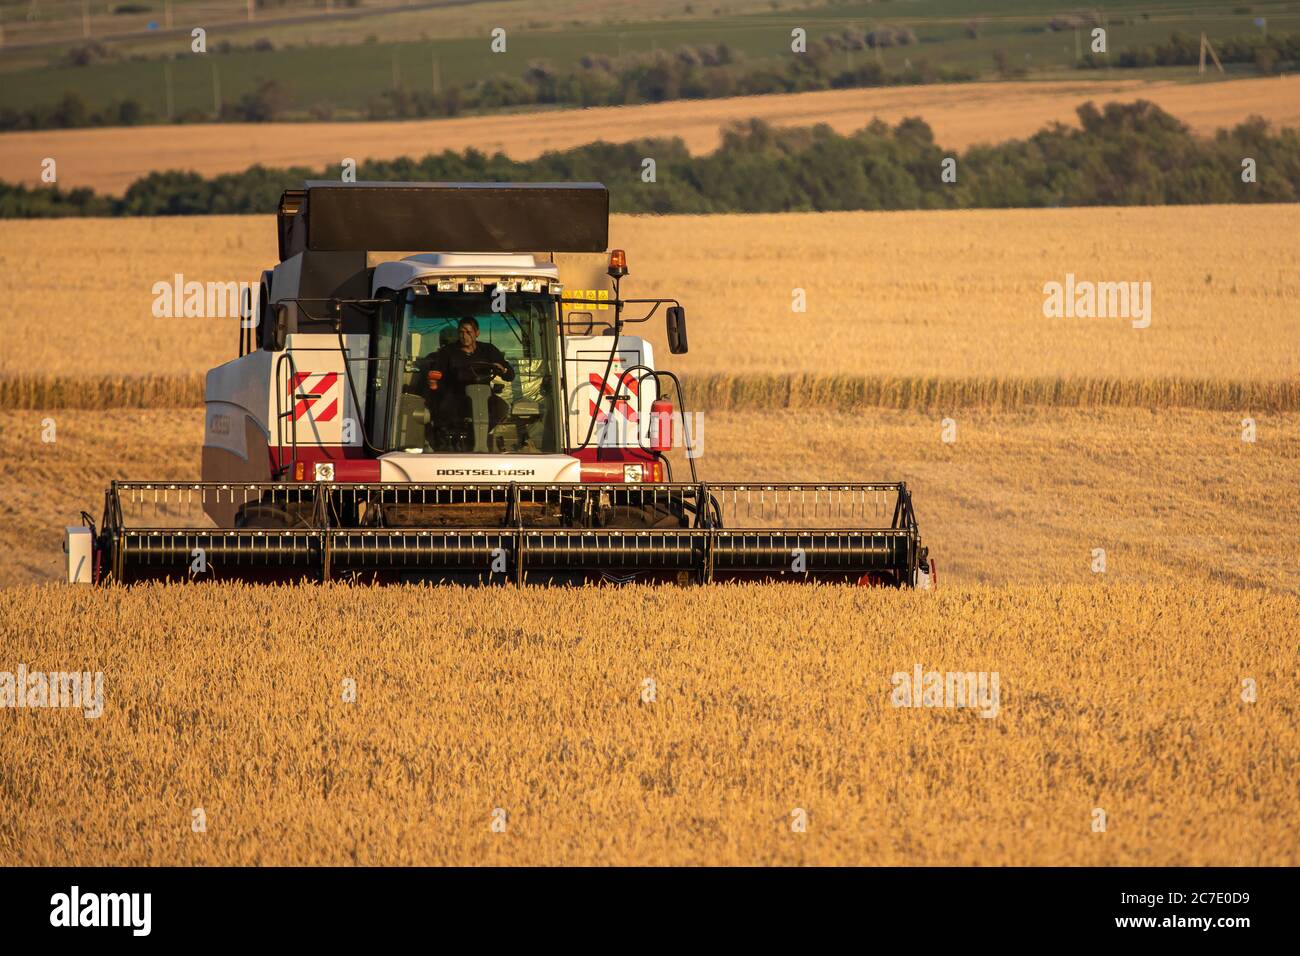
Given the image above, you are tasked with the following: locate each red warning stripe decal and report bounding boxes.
[289,372,340,422]
[588,371,639,423]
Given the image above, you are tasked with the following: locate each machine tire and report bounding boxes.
[234,502,313,529]
[602,502,687,529]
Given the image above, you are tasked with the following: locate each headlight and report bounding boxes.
[314,462,335,482]
[622,464,644,482]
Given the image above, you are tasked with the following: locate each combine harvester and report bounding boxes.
[67,182,932,586]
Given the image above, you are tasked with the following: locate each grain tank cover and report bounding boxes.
[277,181,610,261]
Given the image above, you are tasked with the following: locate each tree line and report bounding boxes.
[7,29,1293,133]
[1,33,964,132]
[367,32,971,120]
[1080,30,1300,72]
[3,101,1296,218]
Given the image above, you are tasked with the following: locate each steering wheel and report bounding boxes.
[468,360,501,377]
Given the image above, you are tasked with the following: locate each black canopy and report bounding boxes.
[277,181,609,261]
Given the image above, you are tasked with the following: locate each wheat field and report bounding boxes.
[1,203,1296,866]
[2,205,1297,384]
[2,77,1297,195]
[1,581,1294,866]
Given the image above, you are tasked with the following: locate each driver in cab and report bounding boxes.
[423,317,516,430]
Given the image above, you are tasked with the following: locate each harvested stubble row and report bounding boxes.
[4,373,1299,412]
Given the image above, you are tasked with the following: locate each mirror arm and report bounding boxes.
[615,298,681,324]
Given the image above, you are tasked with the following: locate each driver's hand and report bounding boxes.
[492,363,507,375]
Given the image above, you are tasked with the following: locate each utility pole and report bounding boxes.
[212,59,222,119]
[164,59,174,121]
[81,0,89,38]
[431,53,441,94]
[1208,36,1224,73]
[165,0,172,30]
[1073,26,1080,62]
[1199,32,1224,75]
[246,0,254,23]
[392,48,400,90]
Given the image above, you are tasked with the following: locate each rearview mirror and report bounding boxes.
[264,301,299,352]
[666,305,688,354]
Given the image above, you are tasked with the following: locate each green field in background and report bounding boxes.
[0,0,1293,119]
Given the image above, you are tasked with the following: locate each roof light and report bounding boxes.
[608,249,628,279]
[462,280,484,293]
[519,279,541,293]
[549,282,564,296]
[411,284,429,295]
[435,280,457,292]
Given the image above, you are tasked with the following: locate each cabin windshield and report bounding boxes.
[385,290,563,455]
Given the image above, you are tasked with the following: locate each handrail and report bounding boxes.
[273,351,304,479]
[617,363,700,485]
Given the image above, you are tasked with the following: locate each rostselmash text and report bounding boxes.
[435,468,538,476]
